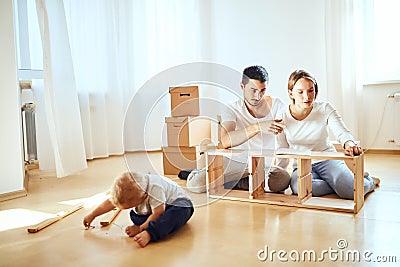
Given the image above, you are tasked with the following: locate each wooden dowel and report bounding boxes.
[100,208,121,226]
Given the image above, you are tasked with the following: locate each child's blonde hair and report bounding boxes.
[110,171,146,208]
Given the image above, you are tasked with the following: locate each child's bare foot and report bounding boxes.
[133,230,151,248]
[125,225,140,237]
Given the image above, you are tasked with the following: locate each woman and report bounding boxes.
[277,69,379,199]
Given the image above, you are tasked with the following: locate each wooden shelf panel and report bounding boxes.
[206,149,363,213]
[207,149,357,161]
[209,190,355,213]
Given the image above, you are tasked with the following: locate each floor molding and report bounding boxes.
[0,189,27,202]
[364,149,400,155]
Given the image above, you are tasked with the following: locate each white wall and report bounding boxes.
[207,0,399,150]
[0,0,26,195]
[361,83,400,150]
[208,0,327,103]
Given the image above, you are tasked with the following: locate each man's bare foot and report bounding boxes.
[133,230,151,248]
[125,225,140,237]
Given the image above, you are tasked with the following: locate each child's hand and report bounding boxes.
[125,225,141,237]
[83,213,95,229]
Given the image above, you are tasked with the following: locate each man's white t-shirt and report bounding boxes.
[221,97,286,163]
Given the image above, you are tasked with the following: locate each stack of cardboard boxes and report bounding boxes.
[162,86,211,175]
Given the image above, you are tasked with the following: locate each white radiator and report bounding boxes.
[22,102,38,163]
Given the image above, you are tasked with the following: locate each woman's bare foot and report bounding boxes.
[125,225,140,237]
[372,177,381,187]
[133,230,151,248]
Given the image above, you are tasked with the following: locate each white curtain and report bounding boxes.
[325,0,366,138]
[64,0,205,154]
[63,0,126,159]
[35,0,87,177]
[35,0,205,176]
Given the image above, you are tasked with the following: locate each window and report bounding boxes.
[364,0,400,83]
[14,0,43,79]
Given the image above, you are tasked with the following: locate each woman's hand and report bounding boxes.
[344,140,363,156]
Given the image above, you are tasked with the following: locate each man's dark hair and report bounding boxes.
[242,65,269,85]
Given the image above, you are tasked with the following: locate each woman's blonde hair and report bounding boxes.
[110,171,146,208]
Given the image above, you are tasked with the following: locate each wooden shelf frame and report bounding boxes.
[205,149,364,213]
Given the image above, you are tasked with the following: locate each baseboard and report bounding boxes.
[0,189,27,202]
[0,164,30,202]
[125,149,162,153]
[364,149,400,155]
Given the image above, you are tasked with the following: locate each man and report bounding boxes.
[218,65,290,191]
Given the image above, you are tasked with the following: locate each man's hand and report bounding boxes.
[259,119,286,135]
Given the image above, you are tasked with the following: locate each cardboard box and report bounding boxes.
[169,86,199,116]
[165,116,211,147]
[162,146,206,175]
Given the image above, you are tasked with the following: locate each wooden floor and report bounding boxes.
[0,152,399,266]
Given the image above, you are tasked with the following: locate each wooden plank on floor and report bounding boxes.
[27,203,84,233]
